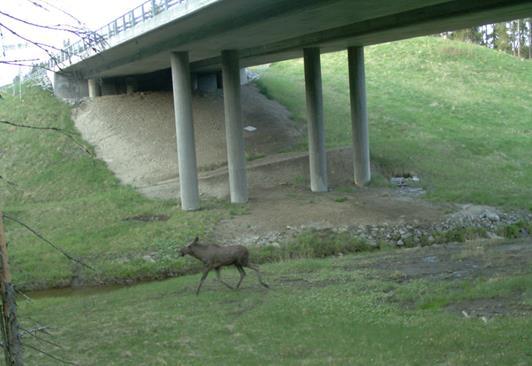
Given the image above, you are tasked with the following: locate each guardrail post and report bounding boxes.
[131,11,136,26]
[151,0,158,16]
[141,3,146,20]
[164,0,169,10]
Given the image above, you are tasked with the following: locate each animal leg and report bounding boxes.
[215,268,234,290]
[196,267,211,295]
[245,263,269,288]
[235,264,246,289]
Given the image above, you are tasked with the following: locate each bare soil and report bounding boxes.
[213,184,449,244]
[358,238,532,317]
[72,84,301,190]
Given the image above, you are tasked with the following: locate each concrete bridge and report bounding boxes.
[52,0,532,210]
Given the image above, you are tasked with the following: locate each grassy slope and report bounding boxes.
[1,37,530,290]
[256,37,532,209]
[0,85,237,289]
[20,242,532,365]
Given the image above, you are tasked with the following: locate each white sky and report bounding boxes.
[1,0,138,85]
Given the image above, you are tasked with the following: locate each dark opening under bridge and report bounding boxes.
[52,0,532,210]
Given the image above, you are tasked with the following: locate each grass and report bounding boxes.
[18,242,532,365]
[2,37,531,291]
[0,84,234,289]
[255,37,532,209]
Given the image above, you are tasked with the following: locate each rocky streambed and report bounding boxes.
[229,204,531,248]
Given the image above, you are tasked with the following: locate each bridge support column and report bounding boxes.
[221,50,248,203]
[87,79,100,98]
[303,48,328,192]
[348,46,371,186]
[170,51,200,211]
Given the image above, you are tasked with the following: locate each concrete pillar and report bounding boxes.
[87,78,100,98]
[221,50,248,203]
[125,77,138,94]
[170,51,200,211]
[348,46,371,186]
[53,73,88,101]
[303,47,328,192]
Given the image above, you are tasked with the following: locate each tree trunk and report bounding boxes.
[0,212,23,366]
[528,18,532,60]
[517,20,521,58]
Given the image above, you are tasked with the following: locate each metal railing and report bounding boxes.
[49,0,187,69]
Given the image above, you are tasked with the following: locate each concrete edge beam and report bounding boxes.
[170,51,200,211]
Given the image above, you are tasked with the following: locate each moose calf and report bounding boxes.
[179,237,269,295]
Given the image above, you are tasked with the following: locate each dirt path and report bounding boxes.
[213,185,449,244]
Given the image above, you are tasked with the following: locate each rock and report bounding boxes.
[396,240,404,246]
[485,212,500,222]
[142,255,156,263]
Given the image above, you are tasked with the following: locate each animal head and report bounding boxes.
[179,237,199,257]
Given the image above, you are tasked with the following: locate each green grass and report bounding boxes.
[2,37,531,291]
[0,84,233,289]
[18,247,532,365]
[255,37,532,209]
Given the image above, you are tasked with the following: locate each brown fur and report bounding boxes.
[180,237,269,295]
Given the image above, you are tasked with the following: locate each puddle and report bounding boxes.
[26,284,128,300]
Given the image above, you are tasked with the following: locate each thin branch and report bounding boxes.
[2,213,97,272]
[0,60,65,73]
[0,58,40,64]
[24,343,77,365]
[0,21,64,52]
[0,10,87,34]
[0,120,94,157]
[14,288,32,302]
[21,327,63,349]
[25,326,50,336]
[25,0,84,26]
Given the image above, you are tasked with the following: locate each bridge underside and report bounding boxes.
[59,0,532,78]
[57,0,532,210]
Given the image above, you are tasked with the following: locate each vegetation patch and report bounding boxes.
[0,84,233,290]
[252,229,378,263]
[18,239,532,365]
[254,37,532,209]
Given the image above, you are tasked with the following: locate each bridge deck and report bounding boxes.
[55,0,532,78]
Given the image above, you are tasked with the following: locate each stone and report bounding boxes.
[142,255,156,263]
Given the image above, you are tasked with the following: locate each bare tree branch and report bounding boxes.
[21,327,63,349]
[0,120,94,157]
[24,343,77,365]
[2,213,97,272]
[14,288,32,303]
[0,10,87,33]
[25,0,84,26]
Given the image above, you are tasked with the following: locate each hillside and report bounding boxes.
[256,36,532,208]
[0,36,531,290]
